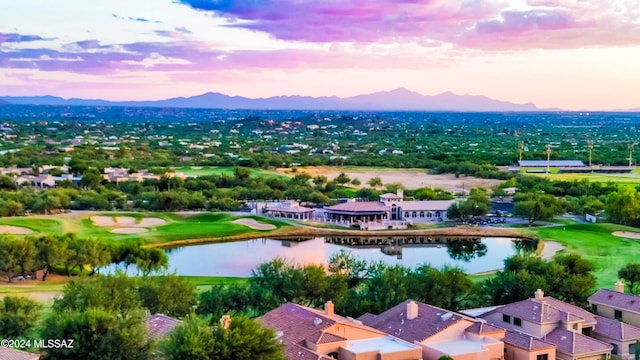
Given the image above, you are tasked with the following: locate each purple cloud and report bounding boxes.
[178,0,640,49]
[0,32,53,44]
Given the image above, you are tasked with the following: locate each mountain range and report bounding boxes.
[1,88,545,111]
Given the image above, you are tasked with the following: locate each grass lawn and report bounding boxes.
[180,276,249,292]
[0,212,291,246]
[0,282,65,294]
[526,222,640,289]
[527,171,640,186]
[468,272,497,283]
[0,217,66,234]
[174,166,285,178]
[0,275,250,297]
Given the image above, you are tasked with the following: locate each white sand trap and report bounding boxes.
[91,216,166,227]
[0,225,33,235]
[232,218,276,230]
[540,241,565,259]
[613,231,640,239]
[137,218,166,227]
[110,227,149,234]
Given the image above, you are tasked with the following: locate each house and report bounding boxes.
[323,189,454,228]
[359,299,504,360]
[480,289,616,360]
[263,201,315,220]
[0,347,40,360]
[592,315,640,359]
[589,281,640,328]
[260,301,423,360]
[145,313,181,342]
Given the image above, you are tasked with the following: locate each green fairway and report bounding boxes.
[0,276,250,296]
[0,217,66,234]
[173,166,285,178]
[527,222,640,289]
[0,212,290,246]
[527,171,640,186]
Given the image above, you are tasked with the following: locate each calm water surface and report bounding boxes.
[163,237,525,277]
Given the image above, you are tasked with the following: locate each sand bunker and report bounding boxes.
[91,216,166,227]
[0,225,34,235]
[613,231,640,239]
[541,241,565,259]
[232,218,276,230]
[110,227,149,234]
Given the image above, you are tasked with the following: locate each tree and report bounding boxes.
[40,308,151,360]
[133,247,169,276]
[367,176,383,188]
[160,315,285,360]
[461,188,491,217]
[327,250,367,288]
[0,237,31,282]
[606,186,640,226]
[35,235,66,281]
[334,172,351,185]
[483,253,596,306]
[69,237,112,276]
[160,315,215,360]
[619,263,640,295]
[53,275,142,317]
[446,201,463,220]
[79,167,103,189]
[514,192,565,224]
[0,296,42,339]
[138,275,196,317]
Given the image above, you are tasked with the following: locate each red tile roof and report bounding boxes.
[543,328,612,356]
[379,193,401,199]
[325,201,389,213]
[589,289,640,313]
[483,297,595,325]
[260,303,337,359]
[504,330,556,350]
[358,299,468,343]
[594,315,640,341]
[145,313,181,341]
[266,205,314,213]
[466,322,505,335]
[0,348,40,360]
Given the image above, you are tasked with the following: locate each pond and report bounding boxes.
[162,236,534,277]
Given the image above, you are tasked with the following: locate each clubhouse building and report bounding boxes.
[323,189,455,229]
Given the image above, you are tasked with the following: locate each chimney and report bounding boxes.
[534,289,544,299]
[324,300,334,318]
[615,280,625,293]
[407,300,418,320]
[220,315,231,330]
[397,188,404,199]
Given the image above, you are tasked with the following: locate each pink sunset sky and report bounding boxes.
[1,0,639,110]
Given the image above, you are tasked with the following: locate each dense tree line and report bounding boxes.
[197,250,596,320]
[0,168,457,214]
[0,233,167,282]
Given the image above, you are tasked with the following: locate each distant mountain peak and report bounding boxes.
[0,88,543,111]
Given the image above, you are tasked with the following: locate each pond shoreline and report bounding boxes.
[146,225,534,249]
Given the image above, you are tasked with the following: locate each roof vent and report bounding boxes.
[313,317,323,326]
[441,313,453,321]
[275,331,284,339]
[560,336,567,340]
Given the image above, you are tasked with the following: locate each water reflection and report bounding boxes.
[161,236,532,277]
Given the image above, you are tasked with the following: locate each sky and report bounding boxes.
[1,0,639,110]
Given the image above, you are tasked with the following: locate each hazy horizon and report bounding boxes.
[1,0,640,111]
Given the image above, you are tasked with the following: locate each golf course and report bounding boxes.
[0,210,639,298]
